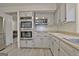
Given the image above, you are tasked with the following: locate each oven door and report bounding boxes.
[20,21,32,28]
[20,31,32,38]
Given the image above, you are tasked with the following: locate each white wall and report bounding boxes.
[76,4,79,33]
[12,14,17,30]
[0,12,13,46]
[57,22,76,32]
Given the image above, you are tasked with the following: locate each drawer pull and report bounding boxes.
[58,48,60,51]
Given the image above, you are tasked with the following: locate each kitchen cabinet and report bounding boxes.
[74,49,79,56]
[20,40,35,48]
[41,34,50,48]
[34,33,50,48]
[49,34,54,50]
[56,4,76,24]
[53,42,59,56]
[66,3,76,22]
[49,34,79,56]
[59,48,68,56]
[19,12,33,17]
[60,4,76,23]
[49,34,60,56]
[59,4,66,23]
[54,7,60,24]
[19,11,34,48]
[53,36,60,56]
[50,39,54,53]
[20,32,50,48]
[59,40,75,56]
[20,40,27,47]
[26,40,34,47]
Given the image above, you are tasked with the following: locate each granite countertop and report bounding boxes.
[48,32,79,50]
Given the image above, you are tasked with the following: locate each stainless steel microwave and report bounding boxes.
[20,21,32,28]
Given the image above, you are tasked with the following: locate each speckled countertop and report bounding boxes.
[48,32,79,50]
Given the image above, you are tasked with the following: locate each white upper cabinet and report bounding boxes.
[59,3,76,23]
[66,3,76,22]
[60,4,66,23]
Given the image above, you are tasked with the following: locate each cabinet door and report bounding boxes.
[32,33,50,48]
[59,48,68,56]
[49,36,54,53]
[19,12,33,17]
[53,42,59,56]
[20,40,34,48]
[60,4,66,23]
[39,36,49,48]
[26,40,34,47]
[35,37,43,48]
[50,41,54,52]
[60,41,75,56]
[20,40,27,47]
[74,49,79,56]
[66,3,76,22]
[51,36,60,56]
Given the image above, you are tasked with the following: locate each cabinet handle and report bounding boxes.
[58,48,60,51]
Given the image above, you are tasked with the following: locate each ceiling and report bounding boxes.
[0,3,56,7]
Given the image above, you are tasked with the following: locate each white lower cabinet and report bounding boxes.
[20,32,50,48]
[53,42,59,56]
[43,37,50,48]
[49,34,79,56]
[60,41,76,56]
[20,40,27,47]
[50,40,54,53]
[26,40,34,47]
[50,36,60,56]
[59,48,68,56]
[74,49,79,56]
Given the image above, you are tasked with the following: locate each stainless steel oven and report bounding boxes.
[20,31,32,38]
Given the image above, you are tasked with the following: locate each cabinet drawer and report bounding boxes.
[60,41,75,56]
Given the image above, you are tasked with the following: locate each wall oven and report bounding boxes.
[20,16,33,40]
[20,21,32,28]
[20,31,32,38]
